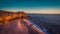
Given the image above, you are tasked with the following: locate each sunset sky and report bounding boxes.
[0,0,60,14]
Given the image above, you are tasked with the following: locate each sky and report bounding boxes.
[0,0,60,14]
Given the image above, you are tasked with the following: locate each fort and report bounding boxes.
[0,10,26,25]
[0,10,30,25]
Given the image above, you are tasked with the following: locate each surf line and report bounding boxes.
[22,19,45,34]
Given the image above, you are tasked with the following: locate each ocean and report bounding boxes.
[27,14,60,34]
